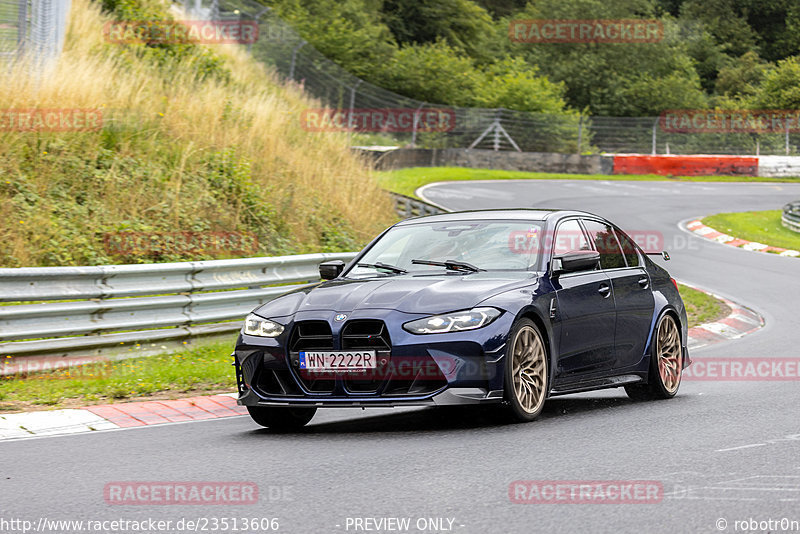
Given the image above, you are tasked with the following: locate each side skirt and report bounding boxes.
[549,374,644,396]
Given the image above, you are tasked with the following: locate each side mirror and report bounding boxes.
[319,260,345,280]
[554,250,600,275]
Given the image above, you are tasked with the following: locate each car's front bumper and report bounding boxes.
[237,387,506,407]
[233,308,513,407]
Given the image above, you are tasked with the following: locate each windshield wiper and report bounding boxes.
[411,259,483,273]
[356,262,407,274]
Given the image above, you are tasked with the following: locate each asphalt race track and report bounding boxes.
[3,180,800,534]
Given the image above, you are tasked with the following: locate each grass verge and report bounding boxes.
[0,342,235,413]
[0,284,728,412]
[678,283,730,326]
[702,210,800,251]
[0,0,393,267]
[376,167,799,198]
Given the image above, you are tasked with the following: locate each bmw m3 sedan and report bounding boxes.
[233,209,689,429]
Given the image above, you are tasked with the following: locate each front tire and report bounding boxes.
[247,406,316,430]
[625,313,683,401]
[503,319,549,422]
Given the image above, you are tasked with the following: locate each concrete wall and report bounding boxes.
[363,148,613,175]
[757,156,800,178]
[355,147,800,178]
[613,154,759,176]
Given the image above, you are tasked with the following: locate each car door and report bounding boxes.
[581,219,655,370]
[550,218,617,378]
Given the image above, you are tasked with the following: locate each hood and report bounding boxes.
[254,272,538,317]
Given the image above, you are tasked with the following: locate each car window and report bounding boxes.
[348,220,545,275]
[552,219,590,256]
[614,228,641,267]
[582,219,626,270]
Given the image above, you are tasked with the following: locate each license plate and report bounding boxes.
[299,350,377,371]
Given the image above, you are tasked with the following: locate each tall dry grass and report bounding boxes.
[0,0,393,267]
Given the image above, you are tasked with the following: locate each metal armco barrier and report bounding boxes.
[0,253,357,359]
[783,201,800,233]
[0,191,447,361]
[389,192,445,218]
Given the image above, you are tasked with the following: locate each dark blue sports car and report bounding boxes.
[234,209,689,429]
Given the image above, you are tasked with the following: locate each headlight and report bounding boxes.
[402,307,502,334]
[243,314,284,337]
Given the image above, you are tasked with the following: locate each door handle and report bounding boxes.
[598,284,611,298]
[638,277,649,289]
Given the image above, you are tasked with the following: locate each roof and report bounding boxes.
[395,208,594,225]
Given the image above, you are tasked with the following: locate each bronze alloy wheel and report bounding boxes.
[656,314,682,394]
[504,319,549,421]
[625,313,683,401]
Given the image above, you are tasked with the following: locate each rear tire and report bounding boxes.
[247,406,316,430]
[625,313,683,401]
[502,318,549,422]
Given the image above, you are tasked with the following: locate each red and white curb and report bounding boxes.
[0,393,245,441]
[686,219,800,257]
[683,282,764,351]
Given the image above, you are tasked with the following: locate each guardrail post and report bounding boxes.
[347,79,362,143]
[17,0,27,53]
[411,103,424,148]
[288,40,305,80]
[652,119,658,155]
[786,118,791,155]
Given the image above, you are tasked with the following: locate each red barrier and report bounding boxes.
[613,155,758,176]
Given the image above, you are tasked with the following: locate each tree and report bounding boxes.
[374,40,484,107]
[381,0,497,62]
[679,0,800,62]
[751,56,800,109]
[473,0,529,18]
[476,57,569,113]
[715,51,768,99]
[260,0,397,80]
[512,1,707,115]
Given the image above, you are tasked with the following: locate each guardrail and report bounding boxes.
[0,191,447,363]
[0,253,357,360]
[782,201,800,233]
[389,191,445,218]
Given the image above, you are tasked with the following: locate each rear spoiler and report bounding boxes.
[644,251,671,261]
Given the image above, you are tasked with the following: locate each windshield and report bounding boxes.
[348,220,544,276]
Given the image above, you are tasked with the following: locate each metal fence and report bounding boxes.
[0,0,71,73]
[178,0,800,156]
[783,201,800,233]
